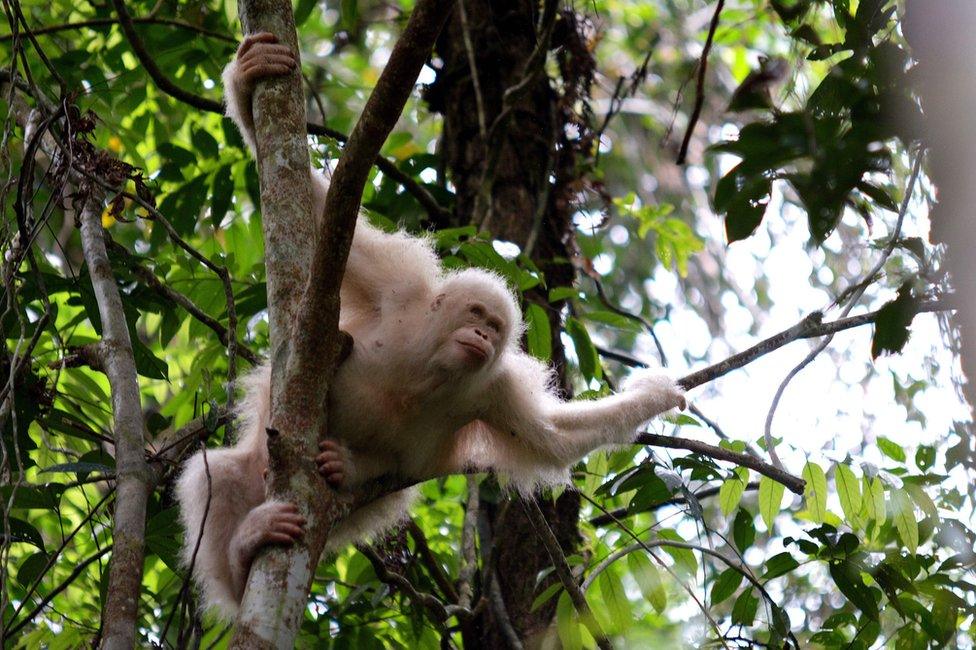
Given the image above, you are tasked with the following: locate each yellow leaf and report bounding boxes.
[107,136,123,153]
[101,207,116,228]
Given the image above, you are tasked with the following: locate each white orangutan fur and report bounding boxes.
[175,34,686,620]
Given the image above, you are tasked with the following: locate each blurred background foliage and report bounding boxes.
[1,0,973,647]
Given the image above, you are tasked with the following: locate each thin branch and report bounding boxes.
[637,432,804,494]
[580,539,795,648]
[106,240,259,365]
[146,410,230,486]
[520,497,611,650]
[676,0,725,164]
[576,494,730,650]
[0,16,237,43]
[588,482,759,527]
[5,545,113,637]
[676,296,952,391]
[291,0,454,372]
[406,519,459,602]
[11,490,114,620]
[359,544,475,622]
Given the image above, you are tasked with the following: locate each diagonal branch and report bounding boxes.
[676,0,725,164]
[520,496,611,650]
[637,433,804,494]
[676,298,952,391]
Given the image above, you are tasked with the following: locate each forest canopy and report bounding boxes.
[1,0,974,648]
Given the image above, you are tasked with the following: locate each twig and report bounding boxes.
[676,295,952,391]
[676,0,725,164]
[105,239,259,365]
[580,539,795,648]
[520,496,611,650]
[406,520,459,602]
[359,544,473,622]
[6,545,113,637]
[11,490,114,620]
[576,495,729,650]
[637,432,804,494]
[588,482,759,527]
[0,16,237,43]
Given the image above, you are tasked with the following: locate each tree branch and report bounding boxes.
[588,482,759,527]
[78,196,151,649]
[520,497,611,650]
[639,431,804,493]
[104,239,259,365]
[0,16,237,43]
[676,0,725,164]
[677,298,953,391]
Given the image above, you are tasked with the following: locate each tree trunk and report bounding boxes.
[429,0,596,643]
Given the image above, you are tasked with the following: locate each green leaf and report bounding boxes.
[17,551,49,587]
[829,559,878,619]
[876,436,906,463]
[340,0,359,31]
[524,303,552,362]
[211,165,234,229]
[294,0,318,25]
[714,165,773,243]
[191,128,219,160]
[657,529,698,575]
[758,477,785,529]
[531,583,563,612]
[556,592,583,650]
[732,589,759,626]
[566,317,601,382]
[733,508,756,552]
[762,552,799,581]
[802,461,828,523]
[914,445,936,471]
[719,467,750,516]
[39,461,113,476]
[860,476,886,525]
[579,310,642,333]
[157,142,196,168]
[891,488,918,553]
[834,463,862,526]
[1,517,45,549]
[597,567,630,632]
[710,568,744,606]
[856,181,898,211]
[548,286,579,302]
[627,552,667,614]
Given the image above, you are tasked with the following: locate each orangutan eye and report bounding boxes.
[469,304,486,318]
[487,318,502,333]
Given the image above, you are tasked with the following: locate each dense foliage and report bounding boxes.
[1,0,973,647]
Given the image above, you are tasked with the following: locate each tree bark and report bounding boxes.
[79,197,152,650]
[429,1,594,643]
